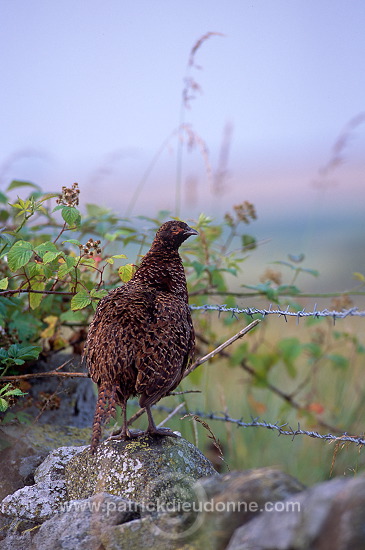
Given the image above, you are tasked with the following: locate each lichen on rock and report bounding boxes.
[65,434,218,504]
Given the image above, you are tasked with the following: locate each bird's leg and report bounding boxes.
[145,404,178,437]
[107,402,143,440]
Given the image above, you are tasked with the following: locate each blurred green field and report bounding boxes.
[124,313,365,486]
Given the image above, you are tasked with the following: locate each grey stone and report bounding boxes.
[1,480,67,521]
[34,445,87,483]
[195,468,305,550]
[1,445,86,521]
[65,434,218,504]
[33,492,140,550]
[226,474,365,550]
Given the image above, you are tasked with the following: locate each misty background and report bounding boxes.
[1,0,364,295]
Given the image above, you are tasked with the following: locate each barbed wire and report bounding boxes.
[153,404,365,447]
[190,304,365,322]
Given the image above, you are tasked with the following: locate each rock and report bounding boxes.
[34,445,87,483]
[0,423,91,503]
[226,473,365,550]
[195,468,305,550]
[78,469,304,550]
[7,353,96,429]
[1,446,86,521]
[65,435,218,504]
[99,515,205,550]
[1,480,67,522]
[33,492,140,550]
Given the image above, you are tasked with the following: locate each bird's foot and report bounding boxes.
[107,428,144,441]
[145,426,180,437]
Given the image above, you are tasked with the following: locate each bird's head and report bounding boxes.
[154,220,198,249]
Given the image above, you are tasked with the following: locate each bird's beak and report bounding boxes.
[184,226,199,237]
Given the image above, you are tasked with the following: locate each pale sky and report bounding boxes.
[1,0,364,288]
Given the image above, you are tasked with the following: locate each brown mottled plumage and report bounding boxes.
[83,220,198,453]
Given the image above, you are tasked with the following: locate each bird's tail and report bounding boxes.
[90,384,117,454]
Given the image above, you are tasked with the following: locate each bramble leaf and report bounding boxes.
[118,264,135,283]
[71,291,92,310]
[0,277,8,290]
[7,241,33,271]
[61,206,81,226]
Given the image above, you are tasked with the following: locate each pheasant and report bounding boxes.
[83,220,197,453]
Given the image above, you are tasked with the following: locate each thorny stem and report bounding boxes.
[53,221,68,244]
[185,320,260,376]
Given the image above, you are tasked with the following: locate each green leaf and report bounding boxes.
[353,272,365,283]
[301,267,319,277]
[8,312,42,342]
[0,398,9,412]
[34,241,58,257]
[7,344,41,360]
[6,388,27,397]
[57,256,77,278]
[277,285,300,295]
[0,191,8,203]
[304,342,322,359]
[71,291,92,311]
[90,288,108,300]
[278,337,301,378]
[242,234,256,250]
[7,240,33,271]
[327,354,349,369]
[243,282,279,302]
[0,277,8,290]
[61,206,81,226]
[230,342,248,366]
[21,347,42,360]
[86,203,111,217]
[30,281,45,309]
[0,231,14,248]
[62,239,82,247]
[59,309,86,323]
[79,258,96,267]
[191,261,205,277]
[118,264,135,283]
[43,250,63,264]
[7,180,41,192]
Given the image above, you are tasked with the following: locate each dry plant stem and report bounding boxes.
[1,371,88,381]
[127,320,260,427]
[157,402,185,428]
[0,359,87,381]
[185,319,260,376]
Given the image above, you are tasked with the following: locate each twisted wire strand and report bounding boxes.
[190,304,365,322]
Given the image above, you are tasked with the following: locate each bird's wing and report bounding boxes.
[83,286,156,395]
[136,293,195,407]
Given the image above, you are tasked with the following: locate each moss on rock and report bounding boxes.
[65,435,218,504]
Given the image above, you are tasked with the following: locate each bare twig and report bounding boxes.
[185,319,260,376]
[157,402,185,427]
[0,289,74,296]
[0,359,88,381]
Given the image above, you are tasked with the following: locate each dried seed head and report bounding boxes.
[57,182,80,207]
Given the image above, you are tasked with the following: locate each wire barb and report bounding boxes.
[152,405,365,447]
[190,304,365,320]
